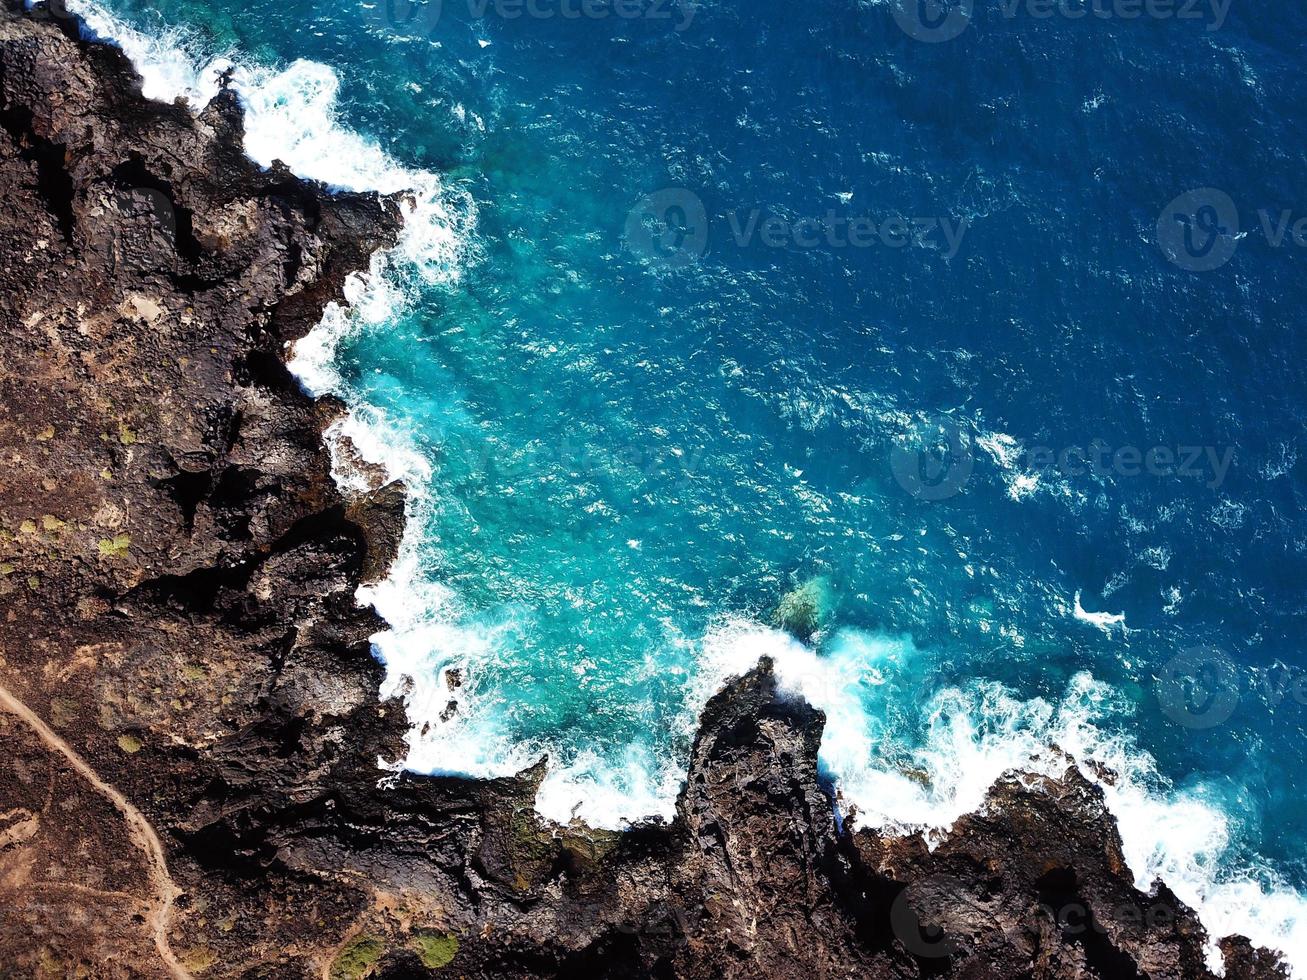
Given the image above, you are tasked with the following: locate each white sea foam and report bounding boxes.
[1073,589,1127,634]
[977,430,1045,501]
[322,404,432,496]
[46,0,496,790]
[290,254,410,399]
[696,619,1064,835]
[363,533,699,827]
[1053,675,1307,976]
[532,745,690,827]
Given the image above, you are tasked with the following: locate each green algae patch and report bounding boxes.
[97,534,131,559]
[412,931,459,969]
[117,734,142,754]
[180,946,216,973]
[771,576,831,644]
[329,936,384,980]
[49,697,78,729]
[559,826,622,877]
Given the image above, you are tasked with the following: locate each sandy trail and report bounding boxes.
[0,682,192,980]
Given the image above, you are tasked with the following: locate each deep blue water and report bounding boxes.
[70,0,1307,965]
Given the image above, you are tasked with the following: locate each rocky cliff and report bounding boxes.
[0,6,1290,978]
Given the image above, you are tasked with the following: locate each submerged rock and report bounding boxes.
[770,576,831,643]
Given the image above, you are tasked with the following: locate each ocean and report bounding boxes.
[51,0,1307,969]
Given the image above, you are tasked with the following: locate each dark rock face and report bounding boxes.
[0,6,1291,979]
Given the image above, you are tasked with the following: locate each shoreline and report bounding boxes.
[0,4,1296,977]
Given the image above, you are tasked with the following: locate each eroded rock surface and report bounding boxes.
[0,6,1291,978]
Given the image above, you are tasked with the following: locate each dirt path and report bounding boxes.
[0,683,192,980]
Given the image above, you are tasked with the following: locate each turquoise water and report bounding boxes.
[63,0,1307,966]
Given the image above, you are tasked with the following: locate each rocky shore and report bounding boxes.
[0,6,1290,978]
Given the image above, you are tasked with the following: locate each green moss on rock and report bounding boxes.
[329,936,384,980]
[116,734,142,754]
[96,533,131,559]
[412,931,459,969]
[179,946,216,973]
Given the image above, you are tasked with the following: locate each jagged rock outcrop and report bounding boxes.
[0,5,1291,979]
